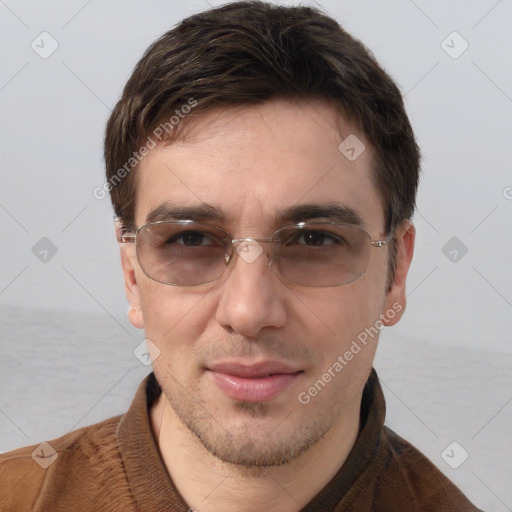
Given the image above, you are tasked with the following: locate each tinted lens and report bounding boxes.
[136,222,229,285]
[273,223,371,286]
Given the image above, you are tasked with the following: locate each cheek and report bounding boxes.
[304,281,386,370]
[311,280,385,339]
[138,280,211,352]
[295,285,383,413]
[140,285,213,387]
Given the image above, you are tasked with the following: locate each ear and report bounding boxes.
[382,220,415,326]
[118,224,145,330]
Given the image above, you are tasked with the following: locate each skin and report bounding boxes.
[120,98,415,512]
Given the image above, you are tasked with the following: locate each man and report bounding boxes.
[0,1,483,511]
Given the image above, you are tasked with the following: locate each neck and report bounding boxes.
[150,392,362,512]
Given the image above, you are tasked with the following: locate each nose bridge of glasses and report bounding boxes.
[225,236,275,265]
[230,236,273,245]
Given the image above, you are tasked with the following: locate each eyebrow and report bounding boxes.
[146,203,227,224]
[274,202,363,227]
[145,201,364,227]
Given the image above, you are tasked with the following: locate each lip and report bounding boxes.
[206,360,303,402]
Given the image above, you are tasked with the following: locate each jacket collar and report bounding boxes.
[116,368,386,511]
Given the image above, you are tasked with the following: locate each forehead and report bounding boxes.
[135,99,384,233]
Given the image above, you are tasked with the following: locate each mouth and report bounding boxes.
[206,360,304,403]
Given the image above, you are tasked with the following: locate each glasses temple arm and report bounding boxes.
[120,234,136,243]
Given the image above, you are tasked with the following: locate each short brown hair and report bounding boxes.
[104,0,420,288]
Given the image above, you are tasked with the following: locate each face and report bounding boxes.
[121,99,414,467]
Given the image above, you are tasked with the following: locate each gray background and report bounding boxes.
[1,0,511,510]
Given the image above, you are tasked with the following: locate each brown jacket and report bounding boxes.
[0,369,483,511]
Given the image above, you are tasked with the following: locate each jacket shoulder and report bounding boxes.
[0,414,126,511]
[376,426,483,512]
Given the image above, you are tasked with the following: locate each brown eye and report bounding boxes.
[165,230,223,247]
[288,230,342,247]
[176,232,208,246]
[302,231,330,246]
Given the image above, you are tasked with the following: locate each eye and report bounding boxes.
[168,230,221,247]
[291,230,345,247]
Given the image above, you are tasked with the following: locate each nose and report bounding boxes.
[215,239,288,337]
